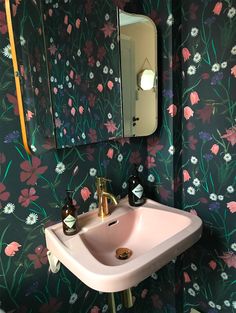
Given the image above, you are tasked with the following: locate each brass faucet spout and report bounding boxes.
[96,177,118,218]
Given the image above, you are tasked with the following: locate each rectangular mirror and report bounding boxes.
[6,1,158,154]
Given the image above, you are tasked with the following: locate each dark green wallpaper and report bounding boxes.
[0,0,235,313]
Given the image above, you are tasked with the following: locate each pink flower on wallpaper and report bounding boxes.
[26,110,34,121]
[97,84,103,92]
[69,70,74,79]
[182,48,191,62]
[4,241,21,257]
[104,120,118,134]
[0,11,7,35]
[84,40,93,57]
[48,44,57,55]
[48,9,53,17]
[219,252,236,268]
[209,260,217,270]
[116,137,130,146]
[184,106,194,120]
[78,106,84,114]
[190,91,200,105]
[39,298,62,313]
[107,80,114,90]
[146,156,156,168]
[90,306,100,313]
[68,98,73,107]
[107,148,114,159]
[231,65,236,78]
[221,126,236,146]
[210,144,219,155]
[81,187,91,201]
[71,107,76,116]
[147,136,163,156]
[0,182,10,201]
[18,188,39,207]
[183,170,191,182]
[27,245,48,269]
[67,24,72,34]
[64,14,68,25]
[129,151,142,164]
[100,22,116,38]
[141,288,148,299]
[0,152,6,164]
[20,157,48,185]
[167,104,177,117]
[227,201,236,213]
[53,87,58,94]
[183,271,191,283]
[76,18,81,29]
[75,74,81,85]
[55,118,62,128]
[213,2,223,15]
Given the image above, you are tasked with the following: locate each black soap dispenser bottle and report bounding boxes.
[128,166,145,206]
[61,190,78,236]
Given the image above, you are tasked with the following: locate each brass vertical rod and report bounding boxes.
[108,292,116,313]
[122,288,133,308]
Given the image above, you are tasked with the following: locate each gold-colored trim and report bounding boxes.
[5,0,31,154]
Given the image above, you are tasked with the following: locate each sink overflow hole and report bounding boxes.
[108,220,118,227]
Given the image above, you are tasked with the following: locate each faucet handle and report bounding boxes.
[95,177,111,189]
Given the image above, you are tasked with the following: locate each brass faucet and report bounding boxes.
[96,177,118,218]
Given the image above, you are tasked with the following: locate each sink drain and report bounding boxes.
[116,247,132,260]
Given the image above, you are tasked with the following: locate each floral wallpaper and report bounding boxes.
[0,1,235,313]
[9,0,123,153]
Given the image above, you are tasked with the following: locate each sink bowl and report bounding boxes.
[45,198,202,292]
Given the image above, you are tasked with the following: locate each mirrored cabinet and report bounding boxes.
[5,0,158,155]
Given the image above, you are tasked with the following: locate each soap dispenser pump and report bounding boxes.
[61,190,78,236]
[128,166,145,206]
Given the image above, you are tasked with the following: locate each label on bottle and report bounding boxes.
[63,214,76,229]
[132,184,143,199]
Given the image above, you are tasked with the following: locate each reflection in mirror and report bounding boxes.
[119,10,158,137]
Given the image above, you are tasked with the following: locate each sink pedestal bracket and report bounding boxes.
[122,288,133,308]
[108,293,116,313]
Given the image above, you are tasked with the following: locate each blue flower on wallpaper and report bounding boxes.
[4,131,20,143]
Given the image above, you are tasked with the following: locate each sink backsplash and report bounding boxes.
[0,0,235,313]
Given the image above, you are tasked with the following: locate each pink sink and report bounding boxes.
[45,198,202,292]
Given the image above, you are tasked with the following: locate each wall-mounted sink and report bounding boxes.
[45,198,202,292]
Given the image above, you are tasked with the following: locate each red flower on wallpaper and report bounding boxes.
[97,46,106,61]
[129,151,142,164]
[39,298,62,313]
[0,182,10,202]
[188,135,198,150]
[146,156,156,168]
[182,48,191,62]
[104,120,118,134]
[221,126,236,146]
[196,105,213,123]
[183,271,191,282]
[100,22,116,38]
[147,136,164,156]
[20,157,48,185]
[0,152,6,164]
[88,93,96,107]
[167,104,177,117]
[213,2,223,15]
[0,11,7,34]
[227,201,236,213]
[88,128,97,142]
[27,245,48,269]
[183,170,191,182]
[219,252,236,268]
[18,188,39,207]
[83,40,93,57]
[148,10,161,25]
[6,93,19,115]
[85,145,95,161]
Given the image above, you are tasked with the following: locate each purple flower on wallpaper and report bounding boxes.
[204,16,216,26]
[4,131,20,143]
[203,153,214,161]
[163,89,173,99]
[211,72,223,85]
[209,202,220,211]
[199,131,212,141]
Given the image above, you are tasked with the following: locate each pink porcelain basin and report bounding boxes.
[45,198,202,292]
